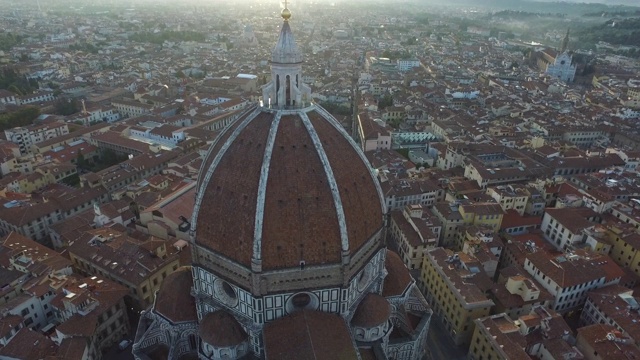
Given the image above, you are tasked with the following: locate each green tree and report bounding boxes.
[378,94,394,109]
[54,98,79,116]
[76,150,87,169]
[0,106,40,131]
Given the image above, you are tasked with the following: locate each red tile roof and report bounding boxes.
[263,310,358,360]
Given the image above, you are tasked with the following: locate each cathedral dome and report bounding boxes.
[193,106,385,273]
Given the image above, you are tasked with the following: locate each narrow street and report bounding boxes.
[425,315,468,360]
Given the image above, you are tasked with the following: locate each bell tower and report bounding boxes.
[560,28,570,53]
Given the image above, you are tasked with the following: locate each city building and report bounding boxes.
[397,59,421,72]
[0,184,109,245]
[67,228,181,310]
[469,307,578,360]
[389,204,442,270]
[606,222,640,275]
[487,185,529,216]
[576,324,640,360]
[51,275,130,360]
[541,207,600,250]
[421,247,494,346]
[489,266,554,319]
[5,121,69,155]
[381,177,444,211]
[459,202,505,232]
[580,284,640,342]
[523,250,623,313]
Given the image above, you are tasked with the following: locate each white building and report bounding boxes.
[5,121,70,155]
[0,89,17,105]
[524,251,619,313]
[397,59,421,72]
[541,208,599,250]
[130,124,185,148]
[381,178,444,211]
[545,52,577,83]
[18,91,55,105]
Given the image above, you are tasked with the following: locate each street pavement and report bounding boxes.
[426,314,468,360]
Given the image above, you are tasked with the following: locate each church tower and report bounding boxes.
[261,2,312,108]
[560,28,570,53]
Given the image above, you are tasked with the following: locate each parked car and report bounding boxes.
[118,339,132,351]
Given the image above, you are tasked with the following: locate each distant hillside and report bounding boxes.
[420,0,639,11]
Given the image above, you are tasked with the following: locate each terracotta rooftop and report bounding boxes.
[382,250,412,297]
[0,327,58,359]
[577,324,640,360]
[199,310,248,347]
[154,267,197,323]
[263,310,358,360]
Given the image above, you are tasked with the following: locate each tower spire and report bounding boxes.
[560,28,570,53]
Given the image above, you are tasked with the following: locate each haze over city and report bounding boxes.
[0,0,639,359]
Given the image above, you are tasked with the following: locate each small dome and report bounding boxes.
[199,311,248,347]
[351,293,391,328]
[154,267,197,323]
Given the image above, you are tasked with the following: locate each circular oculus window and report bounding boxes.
[213,279,239,307]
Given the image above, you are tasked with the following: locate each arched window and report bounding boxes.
[291,293,311,308]
[285,75,291,107]
[275,75,280,104]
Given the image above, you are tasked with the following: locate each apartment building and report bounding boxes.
[67,228,181,310]
[389,205,442,270]
[421,248,494,346]
[523,250,622,313]
[576,324,640,360]
[469,307,578,360]
[606,223,640,275]
[51,276,129,360]
[541,207,600,250]
[580,284,640,344]
[5,121,69,155]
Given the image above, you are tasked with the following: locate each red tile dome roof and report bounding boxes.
[351,293,391,328]
[193,106,384,271]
